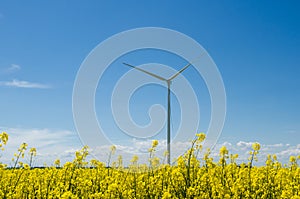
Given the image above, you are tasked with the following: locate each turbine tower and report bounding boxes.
[123,62,191,165]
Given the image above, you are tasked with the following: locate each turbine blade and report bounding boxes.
[123,63,167,81]
[168,52,206,81]
[168,63,192,81]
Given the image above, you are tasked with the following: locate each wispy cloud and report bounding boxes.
[209,141,298,165]
[0,64,51,89]
[277,144,300,157]
[7,64,21,73]
[236,141,254,150]
[0,127,81,166]
[0,79,51,89]
[0,64,21,74]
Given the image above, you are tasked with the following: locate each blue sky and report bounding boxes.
[0,1,299,165]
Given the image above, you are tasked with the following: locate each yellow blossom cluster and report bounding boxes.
[0,132,8,151]
[0,132,299,198]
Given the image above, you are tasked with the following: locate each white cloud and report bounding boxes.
[265,143,284,147]
[207,141,300,165]
[0,127,81,166]
[277,144,300,157]
[0,64,50,89]
[221,141,233,148]
[0,79,51,89]
[0,128,298,167]
[236,141,254,150]
[89,139,191,165]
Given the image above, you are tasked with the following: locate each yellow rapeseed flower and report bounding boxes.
[110,145,116,155]
[131,155,139,163]
[196,132,206,142]
[220,146,228,156]
[252,142,261,151]
[0,132,299,198]
[29,147,37,156]
[290,156,296,163]
[152,140,159,148]
[0,131,8,144]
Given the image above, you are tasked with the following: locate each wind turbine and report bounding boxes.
[123,62,192,164]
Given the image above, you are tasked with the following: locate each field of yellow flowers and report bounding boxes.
[0,131,299,199]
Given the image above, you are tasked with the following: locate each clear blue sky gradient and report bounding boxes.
[0,1,299,149]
